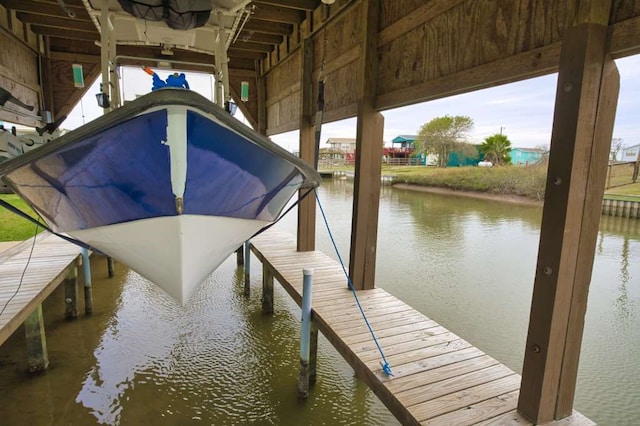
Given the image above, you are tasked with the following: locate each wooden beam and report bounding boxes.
[257,75,267,135]
[375,8,640,111]
[243,19,293,36]
[253,0,319,11]
[50,51,99,63]
[230,40,274,53]
[376,42,560,111]
[228,48,267,60]
[49,38,99,55]
[378,0,465,47]
[31,25,97,41]
[0,0,90,19]
[297,36,316,252]
[610,14,640,58]
[349,0,383,291]
[251,3,305,24]
[236,30,284,45]
[40,39,55,117]
[15,12,95,32]
[517,22,616,423]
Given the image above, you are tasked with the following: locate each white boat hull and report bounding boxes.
[70,215,269,305]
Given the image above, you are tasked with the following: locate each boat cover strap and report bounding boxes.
[117,0,211,30]
[0,198,98,253]
[251,188,315,240]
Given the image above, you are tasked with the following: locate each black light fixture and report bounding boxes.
[225,101,237,116]
[95,83,110,108]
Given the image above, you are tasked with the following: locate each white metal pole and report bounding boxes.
[298,268,314,399]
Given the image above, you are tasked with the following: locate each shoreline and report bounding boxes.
[392,183,544,206]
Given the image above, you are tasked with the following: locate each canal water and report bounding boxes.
[0,178,638,425]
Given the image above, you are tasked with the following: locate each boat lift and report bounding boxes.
[86,0,253,112]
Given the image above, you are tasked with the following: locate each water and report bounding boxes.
[279,179,640,425]
[0,179,638,425]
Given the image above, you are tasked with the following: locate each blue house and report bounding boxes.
[510,147,547,165]
[391,135,417,149]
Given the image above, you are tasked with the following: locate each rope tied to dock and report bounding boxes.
[314,188,393,377]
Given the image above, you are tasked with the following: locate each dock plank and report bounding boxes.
[0,233,83,346]
[250,229,594,426]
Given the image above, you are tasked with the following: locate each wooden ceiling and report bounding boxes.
[0,0,322,72]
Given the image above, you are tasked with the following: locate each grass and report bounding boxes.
[0,194,42,242]
[388,163,549,201]
[350,163,639,202]
[605,182,640,198]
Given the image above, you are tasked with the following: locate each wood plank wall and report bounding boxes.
[262,0,640,136]
[0,5,40,126]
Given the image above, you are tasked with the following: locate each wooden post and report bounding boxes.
[243,240,251,296]
[297,36,317,252]
[297,268,313,399]
[40,38,55,119]
[349,0,383,290]
[262,263,274,314]
[236,246,244,266]
[81,249,93,314]
[107,257,115,277]
[64,266,79,319]
[257,75,267,136]
[24,304,48,372]
[556,52,620,420]
[518,19,619,423]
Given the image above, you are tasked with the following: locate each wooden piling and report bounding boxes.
[236,245,244,266]
[107,257,115,277]
[243,240,250,296]
[24,304,49,372]
[262,263,274,314]
[64,266,78,319]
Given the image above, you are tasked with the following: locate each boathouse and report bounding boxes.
[1,0,640,424]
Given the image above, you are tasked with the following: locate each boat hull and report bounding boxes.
[70,215,269,305]
[0,89,320,304]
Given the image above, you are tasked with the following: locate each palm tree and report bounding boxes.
[480,133,512,165]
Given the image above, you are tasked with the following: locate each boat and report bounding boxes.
[0,88,320,304]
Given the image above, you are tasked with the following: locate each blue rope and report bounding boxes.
[314,188,393,377]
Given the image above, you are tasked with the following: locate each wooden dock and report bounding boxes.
[250,229,593,426]
[0,233,83,351]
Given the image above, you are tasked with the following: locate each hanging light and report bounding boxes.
[321,0,335,4]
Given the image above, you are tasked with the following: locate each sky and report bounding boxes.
[59,54,640,151]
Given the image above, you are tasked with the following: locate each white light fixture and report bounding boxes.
[321,0,335,4]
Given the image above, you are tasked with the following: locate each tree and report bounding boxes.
[610,138,624,161]
[416,115,474,167]
[480,133,512,165]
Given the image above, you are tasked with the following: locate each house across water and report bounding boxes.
[510,147,547,166]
